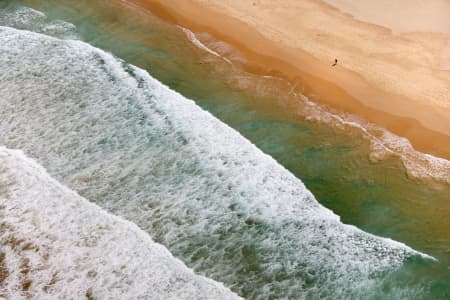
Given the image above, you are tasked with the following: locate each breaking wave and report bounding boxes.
[0,6,449,299]
[0,147,241,299]
[180,27,450,185]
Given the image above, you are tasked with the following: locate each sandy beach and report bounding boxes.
[131,0,450,160]
[2,2,450,297]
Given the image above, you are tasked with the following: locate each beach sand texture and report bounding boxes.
[134,0,450,160]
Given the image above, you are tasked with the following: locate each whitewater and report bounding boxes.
[0,147,241,299]
[0,5,449,299]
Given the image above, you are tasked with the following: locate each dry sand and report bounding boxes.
[131,0,450,160]
[324,0,450,34]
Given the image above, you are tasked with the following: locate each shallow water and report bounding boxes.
[12,0,449,263]
[0,0,449,299]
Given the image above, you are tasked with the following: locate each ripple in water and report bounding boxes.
[0,5,449,300]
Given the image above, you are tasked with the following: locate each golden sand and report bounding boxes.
[130,0,450,160]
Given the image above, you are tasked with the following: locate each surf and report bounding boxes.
[0,5,449,299]
[0,146,241,299]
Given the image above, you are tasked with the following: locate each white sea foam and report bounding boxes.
[0,146,241,299]
[0,5,77,39]
[0,18,442,299]
[180,26,232,64]
[180,26,248,65]
[297,96,450,184]
[177,21,450,185]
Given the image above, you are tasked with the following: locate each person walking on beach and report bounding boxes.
[332,58,338,66]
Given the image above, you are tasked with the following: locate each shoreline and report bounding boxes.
[131,0,450,161]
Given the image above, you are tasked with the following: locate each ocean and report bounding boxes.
[0,1,449,299]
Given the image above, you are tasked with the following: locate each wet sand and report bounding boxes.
[130,0,450,160]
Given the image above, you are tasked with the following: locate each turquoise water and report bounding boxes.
[0,1,449,299]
